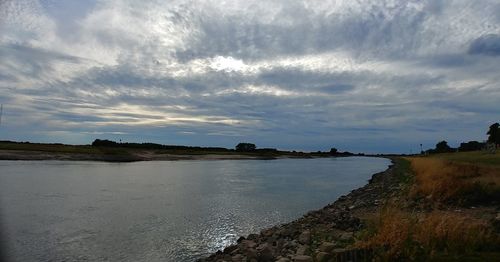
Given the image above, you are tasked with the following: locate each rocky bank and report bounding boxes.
[199,159,402,262]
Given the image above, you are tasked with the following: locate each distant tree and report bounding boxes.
[330,148,338,154]
[458,141,485,152]
[435,140,453,153]
[256,148,278,153]
[92,139,118,147]
[487,123,500,145]
[235,143,256,152]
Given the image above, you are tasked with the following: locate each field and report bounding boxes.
[430,151,500,167]
[355,151,500,260]
[357,208,500,260]
[409,151,500,204]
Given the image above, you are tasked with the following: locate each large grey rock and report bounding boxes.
[242,240,257,249]
[318,242,336,253]
[298,230,311,244]
[247,233,259,240]
[339,232,353,241]
[315,252,332,262]
[292,255,312,262]
[231,254,244,262]
[256,243,274,262]
[224,245,238,254]
[245,248,258,260]
[295,245,308,255]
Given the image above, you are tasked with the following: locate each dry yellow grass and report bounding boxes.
[356,208,500,259]
[414,211,497,253]
[408,157,500,203]
[355,156,500,260]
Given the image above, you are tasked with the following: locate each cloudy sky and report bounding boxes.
[1,0,499,153]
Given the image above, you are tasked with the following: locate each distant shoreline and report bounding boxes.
[0,140,372,162]
[0,149,288,162]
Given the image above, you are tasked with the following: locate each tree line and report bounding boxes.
[91,139,231,152]
[91,140,280,153]
[90,140,357,156]
[425,122,500,154]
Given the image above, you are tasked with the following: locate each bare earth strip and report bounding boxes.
[0,149,277,162]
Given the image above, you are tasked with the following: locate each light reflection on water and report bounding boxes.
[0,157,390,261]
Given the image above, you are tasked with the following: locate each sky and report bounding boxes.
[0,0,499,153]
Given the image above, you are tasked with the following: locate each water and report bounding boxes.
[0,157,390,261]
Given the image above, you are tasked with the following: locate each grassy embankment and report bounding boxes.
[356,152,500,261]
[0,141,131,155]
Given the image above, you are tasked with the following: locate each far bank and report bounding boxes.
[0,140,367,162]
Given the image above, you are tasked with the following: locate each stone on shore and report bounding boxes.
[318,242,336,253]
[231,254,244,262]
[242,240,257,249]
[339,231,354,241]
[298,230,311,244]
[292,255,312,262]
[256,243,274,261]
[315,251,332,262]
[295,245,309,255]
[224,245,238,254]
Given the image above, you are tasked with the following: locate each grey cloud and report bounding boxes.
[40,0,97,37]
[317,84,355,94]
[0,71,17,82]
[80,67,176,88]
[256,66,445,98]
[424,0,445,15]
[417,54,475,68]
[0,43,81,62]
[52,112,109,123]
[174,1,445,61]
[1,0,500,152]
[256,68,357,92]
[468,34,500,56]
[0,43,82,78]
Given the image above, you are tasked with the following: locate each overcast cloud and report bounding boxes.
[1,0,499,153]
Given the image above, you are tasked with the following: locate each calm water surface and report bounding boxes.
[0,157,390,261]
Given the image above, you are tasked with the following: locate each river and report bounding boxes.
[0,157,390,261]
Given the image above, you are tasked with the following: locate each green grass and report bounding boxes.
[0,141,131,155]
[431,151,500,167]
[392,157,413,184]
[0,141,100,154]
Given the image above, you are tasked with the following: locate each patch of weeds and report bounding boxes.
[393,158,414,185]
[454,182,500,206]
[354,208,500,261]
